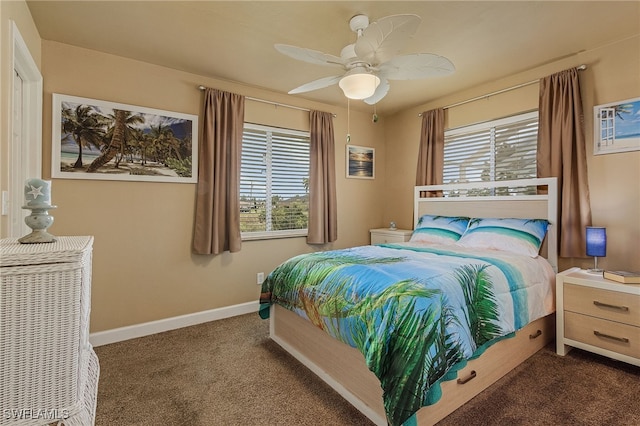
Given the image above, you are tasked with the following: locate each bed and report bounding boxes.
[259,178,558,426]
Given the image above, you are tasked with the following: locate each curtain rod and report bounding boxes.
[198,85,336,117]
[418,64,587,116]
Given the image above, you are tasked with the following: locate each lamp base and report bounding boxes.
[586,256,604,275]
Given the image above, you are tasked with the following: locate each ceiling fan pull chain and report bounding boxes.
[346,98,351,143]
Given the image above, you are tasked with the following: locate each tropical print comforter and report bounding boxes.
[259,242,554,426]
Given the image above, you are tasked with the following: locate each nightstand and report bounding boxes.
[369,228,413,244]
[556,267,640,366]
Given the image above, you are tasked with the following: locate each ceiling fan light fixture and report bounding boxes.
[276,14,453,103]
[338,70,380,100]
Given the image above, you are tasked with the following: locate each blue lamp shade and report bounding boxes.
[586,227,607,257]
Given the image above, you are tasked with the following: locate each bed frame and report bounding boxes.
[269,178,558,425]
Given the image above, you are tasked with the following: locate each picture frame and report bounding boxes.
[52,93,198,183]
[346,144,375,179]
[593,97,640,155]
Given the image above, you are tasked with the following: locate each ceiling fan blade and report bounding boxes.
[355,14,421,66]
[275,44,344,67]
[288,75,343,94]
[379,53,455,80]
[363,78,390,105]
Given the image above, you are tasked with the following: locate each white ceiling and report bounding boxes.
[26,1,640,115]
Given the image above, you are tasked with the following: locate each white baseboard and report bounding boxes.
[89,301,259,347]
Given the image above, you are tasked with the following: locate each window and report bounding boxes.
[598,107,615,148]
[443,111,538,196]
[240,123,310,239]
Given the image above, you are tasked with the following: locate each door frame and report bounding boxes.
[8,21,43,237]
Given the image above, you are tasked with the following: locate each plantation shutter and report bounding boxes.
[240,127,268,232]
[443,111,538,195]
[240,123,310,237]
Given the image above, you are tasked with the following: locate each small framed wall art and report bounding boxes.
[52,93,198,183]
[346,145,375,179]
[593,97,640,155]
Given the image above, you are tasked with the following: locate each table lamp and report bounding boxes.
[585,226,606,273]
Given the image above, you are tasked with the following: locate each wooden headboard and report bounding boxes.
[414,178,558,272]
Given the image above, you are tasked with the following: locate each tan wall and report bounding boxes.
[41,41,385,332]
[5,1,639,333]
[0,0,42,236]
[384,35,640,273]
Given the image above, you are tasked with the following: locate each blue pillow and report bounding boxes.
[457,217,549,257]
[410,215,470,245]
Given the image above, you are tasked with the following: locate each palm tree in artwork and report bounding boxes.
[167,131,184,162]
[60,104,106,168]
[131,129,152,166]
[87,109,144,172]
[148,124,170,164]
[148,123,184,165]
[614,103,633,120]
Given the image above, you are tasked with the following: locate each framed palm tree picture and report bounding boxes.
[593,97,640,155]
[52,93,198,183]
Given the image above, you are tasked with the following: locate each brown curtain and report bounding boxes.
[193,88,245,254]
[537,68,592,258]
[307,110,337,244]
[416,108,445,196]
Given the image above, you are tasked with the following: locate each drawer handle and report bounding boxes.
[529,329,542,339]
[593,301,629,311]
[457,370,477,385]
[593,330,630,343]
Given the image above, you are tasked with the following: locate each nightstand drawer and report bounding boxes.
[564,311,640,359]
[370,229,412,245]
[564,283,640,327]
[371,234,407,244]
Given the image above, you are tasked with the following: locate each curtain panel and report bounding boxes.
[416,108,445,196]
[307,110,338,244]
[537,68,592,258]
[193,88,245,255]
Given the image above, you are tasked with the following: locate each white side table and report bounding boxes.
[556,267,640,366]
[369,228,413,245]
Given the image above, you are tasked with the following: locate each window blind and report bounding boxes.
[443,111,538,196]
[240,123,310,237]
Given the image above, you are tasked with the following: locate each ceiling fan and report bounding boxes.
[275,14,455,104]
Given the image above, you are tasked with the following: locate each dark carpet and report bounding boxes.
[94,312,640,426]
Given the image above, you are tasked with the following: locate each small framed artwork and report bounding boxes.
[52,93,198,183]
[593,97,640,155]
[346,144,375,179]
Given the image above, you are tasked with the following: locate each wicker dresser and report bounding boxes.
[0,236,99,425]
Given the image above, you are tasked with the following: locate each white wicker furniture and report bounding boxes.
[1,236,99,426]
